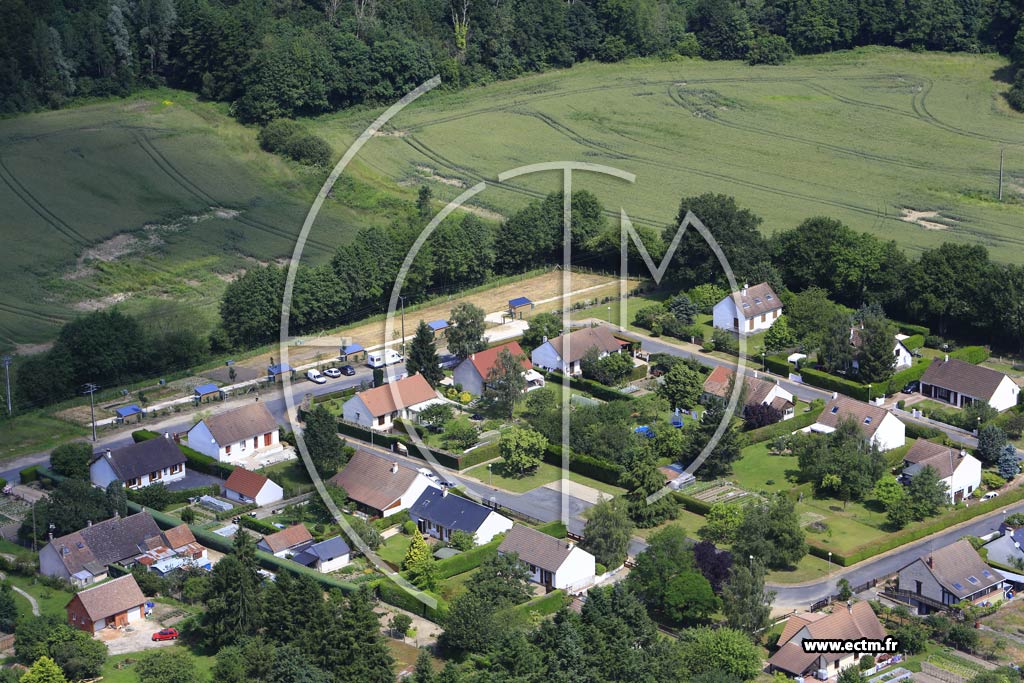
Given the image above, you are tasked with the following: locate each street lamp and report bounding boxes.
[398,294,407,357]
[761,350,766,373]
[607,306,612,325]
[867,384,872,402]
[828,551,832,576]
[488,463,492,486]
[749,554,754,570]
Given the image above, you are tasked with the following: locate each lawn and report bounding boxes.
[464,460,626,497]
[766,553,835,584]
[0,412,86,462]
[99,647,216,683]
[260,459,314,497]
[730,442,800,494]
[6,575,76,619]
[377,533,413,569]
[632,511,711,541]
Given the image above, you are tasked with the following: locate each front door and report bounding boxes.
[114,611,128,627]
[264,433,272,447]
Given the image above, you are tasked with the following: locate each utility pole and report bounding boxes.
[398,294,407,357]
[83,383,99,441]
[998,148,1005,202]
[1,355,11,416]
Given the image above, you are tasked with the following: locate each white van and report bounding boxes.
[306,369,327,384]
[367,349,404,368]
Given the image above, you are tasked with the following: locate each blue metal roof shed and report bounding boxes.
[194,383,220,397]
[116,405,143,418]
[428,320,449,331]
[267,363,292,375]
[341,343,364,356]
[509,296,532,309]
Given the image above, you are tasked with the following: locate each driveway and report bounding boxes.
[95,603,187,655]
[165,471,223,492]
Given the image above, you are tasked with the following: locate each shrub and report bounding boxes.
[902,334,925,351]
[240,516,279,535]
[282,133,333,166]
[19,466,38,483]
[402,520,418,535]
[982,471,1007,490]
[747,34,793,65]
[257,119,303,153]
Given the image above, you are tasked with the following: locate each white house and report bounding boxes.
[453,341,544,396]
[186,403,282,463]
[409,487,513,545]
[920,357,1020,412]
[498,524,596,592]
[329,450,436,518]
[341,373,441,431]
[712,282,782,335]
[702,366,795,420]
[805,395,906,451]
[896,539,1005,614]
[89,436,186,490]
[223,468,284,507]
[292,536,351,573]
[530,326,625,376]
[900,439,981,504]
[258,524,314,558]
[850,327,913,371]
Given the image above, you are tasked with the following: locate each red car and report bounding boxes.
[152,628,178,642]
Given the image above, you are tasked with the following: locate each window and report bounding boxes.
[830,406,840,414]
[742,303,750,309]
[150,470,162,481]
[864,417,872,425]
[766,294,774,300]
[170,464,182,474]
[953,582,965,591]
[967,576,980,585]
[127,477,140,488]
[225,444,231,455]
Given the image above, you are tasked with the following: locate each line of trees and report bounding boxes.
[3,0,1022,118]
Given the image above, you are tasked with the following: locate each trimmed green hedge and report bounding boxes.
[765,355,792,377]
[896,321,930,337]
[902,335,925,351]
[950,345,990,364]
[673,490,711,515]
[433,537,502,580]
[904,421,944,440]
[541,445,624,486]
[544,371,631,402]
[240,515,280,535]
[807,484,1024,567]
[373,577,448,622]
[460,442,499,470]
[798,367,871,402]
[745,404,824,443]
[133,430,235,479]
[881,362,930,396]
[334,420,463,470]
[19,466,38,483]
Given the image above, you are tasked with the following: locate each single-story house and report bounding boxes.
[768,601,886,679]
[66,575,147,633]
[41,512,162,584]
[899,439,981,504]
[90,436,187,490]
[258,524,314,558]
[896,539,1005,614]
[453,341,544,396]
[531,326,626,376]
[186,403,282,463]
[805,395,906,452]
[850,326,913,371]
[920,356,1020,412]
[712,282,782,335]
[328,450,436,518]
[498,524,596,592]
[409,488,513,545]
[341,373,441,431]
[291,536,351,573]
[223,468,284,507]
[702,366,794,420]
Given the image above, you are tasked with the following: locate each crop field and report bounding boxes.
[322,48,1024,265]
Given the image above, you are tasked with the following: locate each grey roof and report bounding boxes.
[292,536,350,566]
[68,574,146,621]
[47,512,163,576]
[725,282,782,317]
[546,326,623,364]
[815,395,890,438]
[903,439,968,479]
[94,438,185,482]
[902,539,1004,599]
[983,530,1024,567]
[198,403,279,446]
[409,488,493,533]
[921,358,1010,402]
[498,524,577,572]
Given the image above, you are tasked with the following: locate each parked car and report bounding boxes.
[470,413,484,421]
[982,492,1000,501]
[903,380,920,394]
[340,365,356,376]
[306,369,327,384]
[152,628,178,641]
[323,367,342,378]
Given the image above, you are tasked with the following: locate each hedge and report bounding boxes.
[881,362,930,396]
[334,420,463,470]
[902,334,925,351]
[950,345,990,364]
[503,590,567,623]
[19,466,38,483]
[745,404,824,443]
[807,484,1024,567]
[904,421,944,440]
[373,577,448,622]
[543,371,631,402]
[541,444,624,486]
[433,537,502,580]
[673,490,711,515]
[764,355,792,377]
[896,321,930,337]
[240,515,280,535]
[797,367,871,402]
[133,430,235,479]
[459,442,499,470]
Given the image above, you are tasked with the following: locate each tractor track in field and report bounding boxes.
[0,155,90,246]
[0,302,69,327]
[133,131,336,255]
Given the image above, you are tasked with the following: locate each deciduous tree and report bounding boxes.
[498,426,547,476]
[447,303,487,359]
[581,496,635,568]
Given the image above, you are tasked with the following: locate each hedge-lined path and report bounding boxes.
[0,572,39,616]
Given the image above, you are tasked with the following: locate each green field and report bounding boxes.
[2,48,1022,349]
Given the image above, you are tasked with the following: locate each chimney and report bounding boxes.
[944,354,949,362]
[831,391,838,400]
[60,545,67,555]
[442,488,448,497]
[86,520,92,527]
[163,432,170,440]
[753,371,758,379]
[391,462,398,474]
[742,283,749,295]
[105,449,112,459]
[959,449,967,459]
[927,555,934,569]
[847,600,852,613]
[542,336,547,344]
[471,353,475,361]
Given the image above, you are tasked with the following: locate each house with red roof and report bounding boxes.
[453,341,544,396]
[341,373,443,431]
[223,468,284,507]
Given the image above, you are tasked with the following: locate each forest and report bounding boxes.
[2,0,1023,119]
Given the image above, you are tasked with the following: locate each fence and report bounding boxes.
[808,579,879,612]
[0,634,14,652]
[921,662,967,683]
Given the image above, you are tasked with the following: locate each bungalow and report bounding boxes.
[258,524,314,558]
[712,282,782,335]
[768,601,886,679]
[498,524,596,592]
[453,341,544,396]
[531,326,625,376]
[983,525,1024,568]
[849,326,913,371]
[328,450,436,518]
[341,373,441,431]
[805,395,906,451]
[702,366,794,420]
[920,356,1020,412]
[899,439,981,504]
[186,403,282,463]
[409,487,513,546]
[89,436,186,490]
[223,468,284,507]
[135,523,209,575]
[896,539,1005,614]
[66,575,147,633]
[291,536,351,573]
